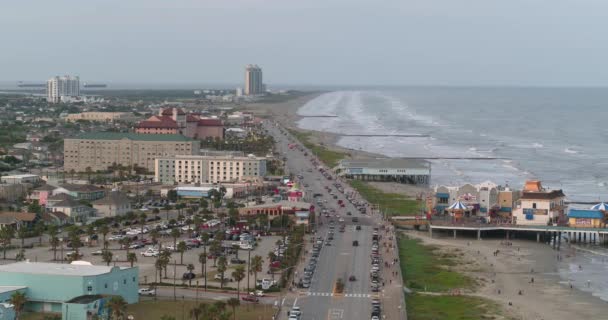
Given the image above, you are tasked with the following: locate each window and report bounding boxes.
[133,277,136,282]
[124,279,127,285]
[105,283,108,288]
[532,203,537,209]
[87,286,92,291]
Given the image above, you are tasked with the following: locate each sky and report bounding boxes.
[1,0,607,87]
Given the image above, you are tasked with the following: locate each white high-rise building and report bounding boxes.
[244,64,263,95]
[47,75,80,103]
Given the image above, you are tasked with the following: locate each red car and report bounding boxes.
[241,296,259,303]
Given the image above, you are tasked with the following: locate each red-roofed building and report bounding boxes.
[135,108,224,139]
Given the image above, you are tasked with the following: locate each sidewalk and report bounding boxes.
[379,223,407,320]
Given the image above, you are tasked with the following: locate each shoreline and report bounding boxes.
[403,230,608,319]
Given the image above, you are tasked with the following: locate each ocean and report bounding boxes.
[297,88,608,202]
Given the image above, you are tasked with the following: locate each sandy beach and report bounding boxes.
[403,230,608,319]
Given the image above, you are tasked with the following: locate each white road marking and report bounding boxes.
[293,297,298,308]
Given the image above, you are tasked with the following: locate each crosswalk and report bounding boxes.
[305,292,372,298]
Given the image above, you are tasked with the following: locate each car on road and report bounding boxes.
[356,225,362,230]
[249,290,265,297]
[140,248,159,257]
[241,295,259,303]
[91,250,104,256]
[231,258,246,264]
[352,217,359,222]
[352,240,359,246]
[182,272,196,280]
[338,218,344,222]
[138,288,156,296]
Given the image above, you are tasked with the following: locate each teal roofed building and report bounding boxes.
[0,261,138,320]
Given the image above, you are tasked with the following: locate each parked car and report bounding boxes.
[241,295,259,303]
[182,272,196,280]
[138,288,156,296]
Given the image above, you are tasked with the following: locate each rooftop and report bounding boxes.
[69,132,194,142]
[92,191,131,206]
[136,115,179,129]
[60,184,103,193]
[198,118,223,126]
[0,261,127,276]
[0,286,27,294]
[568,209,604,219]
[339,158,430,170]
[520,190,565,200]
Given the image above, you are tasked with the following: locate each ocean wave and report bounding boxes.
[564,147,581,154]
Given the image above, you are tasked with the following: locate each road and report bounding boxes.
[265,122,391,320]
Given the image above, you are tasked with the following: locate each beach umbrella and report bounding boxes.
[590,202,608,211]
[447,201,468,211]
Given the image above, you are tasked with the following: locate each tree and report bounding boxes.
[106,296,127,320]
[120,237,132,256]
[198,252,207,291]
[0,227,14,259]
[100,224,110,249]
[34,220,46,245]
[189,304,203,320]
[15,249,25,261]
[139,212,147,239]
[163,204,172,221]
[186,263,195,286]
[159,250,171,278]
[250,255,263,290]
[10,291,27,320]
[28,200,42,215]
[232,265,246,299]
[210,240,221,267]
[17,227,27,249]
[217,256,228,289]
[167,190,178,202]
[200,198,209,212]
[177,241,187,265]
[170,228,181,252]
[226,298,240,320]
[150,228,160,249]
[86,224,96,247]
[102,250,113,266]
[127,252,137,267]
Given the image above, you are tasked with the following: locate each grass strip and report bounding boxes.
[350,180,420,216]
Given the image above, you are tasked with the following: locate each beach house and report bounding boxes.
[512,180,566,226]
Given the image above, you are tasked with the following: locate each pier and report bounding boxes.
[426,220,608,250]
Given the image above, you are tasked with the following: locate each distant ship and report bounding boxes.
[83,83,108,88]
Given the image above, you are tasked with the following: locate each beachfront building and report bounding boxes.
[154,154,267,185]
[64,112,138,123]
[337,158,431,185]
[244,64,264,95]
[0,261,138,319]
[63,132,200,173]
[567,209,605,228]
[135,108,224,140]
[512,180,566,226]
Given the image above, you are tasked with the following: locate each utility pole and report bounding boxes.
[247,248,252,292]
[173,259,177,301]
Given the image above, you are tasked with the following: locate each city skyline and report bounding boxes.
[2,0,608,87]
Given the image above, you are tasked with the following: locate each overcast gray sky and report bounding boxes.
[1,0,607,87]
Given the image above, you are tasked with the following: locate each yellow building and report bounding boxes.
[567,209,605,228]
[64,112,138,122]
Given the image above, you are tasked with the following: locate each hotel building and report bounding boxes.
[47,75,80,103]
[244,64,263,95]
[64,132,200,173]
[155,154,267,184]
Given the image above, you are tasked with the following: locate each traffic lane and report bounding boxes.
[342,226,373,320]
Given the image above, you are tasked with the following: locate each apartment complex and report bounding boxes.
[64,132,200,172]
[155,154,267,184]
[64,112,137,123]
[47,75,80,103]
[244,64,264,95]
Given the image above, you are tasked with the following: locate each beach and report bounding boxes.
[403,230,608,319]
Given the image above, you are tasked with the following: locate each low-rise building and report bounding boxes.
[0,174,41,185]
[0,183,30,203]
[53,184,106,201]
[337,158,431,185]
[92,191,132,217]
[512,180,566,226]
[28,184,55,206]
[155,154,267,185]
[0,212,36,230]
[135,108,224,140]
[63,132,200,172]
[238,200,312,218]
[0,261,138,318]
[46,193,95,222]
[64,112,138,123]
[567,209,605,228]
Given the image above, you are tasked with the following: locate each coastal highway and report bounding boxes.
[265,122,383,320]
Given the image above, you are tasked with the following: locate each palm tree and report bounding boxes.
[170,228,181,251]
[0,226,14,259]
[163,204,172,221]
[86,224,96,247]
[217,256,228,289]
[100,225,110,249]
[50,236,60,261]
[177,241,187,265]
[232,266,246,299]
[159,250,171,278]
[127,252,137,267]
[120,237,132,256]
[149,228,160,250]
[226,298,240,320]
[139,212,147,239]
[210,240,221,267]
[250,255,263,291]
[232,244,240,260]
[189,304,203,320]
[34,221,45,245]
[106,296,127,320]
[198,252,207,291]
[186,263,195,286]
[10,291,27,320]
[17,227,27,249]
[102,250,113,266]
[213,301,227,314]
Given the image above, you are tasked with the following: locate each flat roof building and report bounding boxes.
[155,154,267,185]
[0,261,138,318]
[64,132,200,173]
[337,158,431,185]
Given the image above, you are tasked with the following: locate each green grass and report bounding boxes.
[406,294,507,320]
[350,180,421,216]
[287,129,347,168]
[398,236,473,292]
